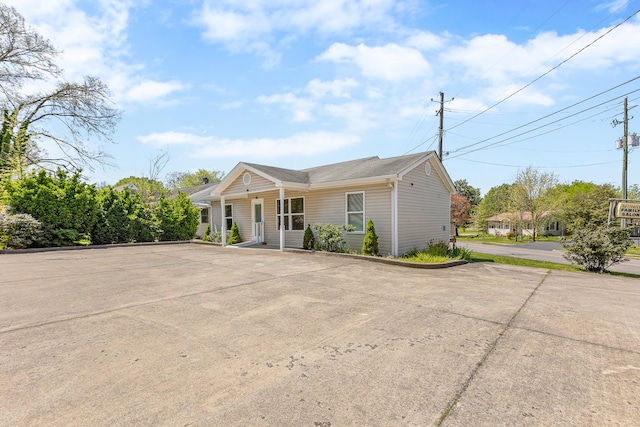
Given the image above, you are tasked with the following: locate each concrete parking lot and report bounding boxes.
[1,243,639,426]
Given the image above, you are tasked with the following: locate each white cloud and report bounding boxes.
[257,92,316,122]
[6,0,188,105]
[126,80,188,103]
[138,132,212,147]
[317,42,430,81]
[195,0,398,62]
[306,78,359,98]
[595,0,629,13]
[406,31,446,51]
[190,131,360,159]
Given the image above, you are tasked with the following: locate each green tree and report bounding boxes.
[454,179,481,206]
[509,167,558,241]
[303,225,315,250]
[475,183,513,229]
[93,187,153,244]
[114,176,166,203]
[165,169,225,189]
[227,222,242,245]
[2,169,99,245]
[563,225,631,273]
[0,107,37,181]
[551,181,616,231]
[153,192,199,241]
[361,219,379,256]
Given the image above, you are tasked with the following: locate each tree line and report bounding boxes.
[0,169,201,249]
[452,167,637,239]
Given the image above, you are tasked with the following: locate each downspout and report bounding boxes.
[209,201,213,234]
[279,187,285,251]
[220,196,226,247]
[388,179,398,257]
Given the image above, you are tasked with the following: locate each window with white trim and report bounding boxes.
[200,208,209,224]
[225,204,233,229]
[346,192,364,232]
[276,197,305,230]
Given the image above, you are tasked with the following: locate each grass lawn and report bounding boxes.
[470,252,640,279]
[456,230,561,245]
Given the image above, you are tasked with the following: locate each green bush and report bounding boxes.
[202,224,212,241]
[153,192,199,241]
[93,187,153,244]
[313,223,354,252]
[426,240,449,257]
[303,225,315,250]
[361,219,379,256]
[2,169,99,246]
[227,222,241,245]
[563,225,632,273]
[0,212,43,249]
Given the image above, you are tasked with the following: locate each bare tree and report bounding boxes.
[509,166,558,241]
[0,4,60,93]
[3,76,120,172]
[147,150,169,181]
[0,6,121,174]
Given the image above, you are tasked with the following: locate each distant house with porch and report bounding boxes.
[191,152,455,256]
[486,211,565,237]
[174,180,219,238]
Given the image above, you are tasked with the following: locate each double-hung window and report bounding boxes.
[276,197,305,230]
[200,208,209,224]
[224,204,233,229]
[346,192,364,232]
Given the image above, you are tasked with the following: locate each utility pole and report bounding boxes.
[613,97,631,227]
[623,97,629,203]
[431,92,453,159]
[437,91,444,160]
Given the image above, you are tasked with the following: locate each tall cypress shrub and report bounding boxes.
[361,219,379,256]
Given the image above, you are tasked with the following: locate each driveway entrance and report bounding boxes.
[1,244,639,426]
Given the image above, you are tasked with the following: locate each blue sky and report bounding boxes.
[8,0,640,195]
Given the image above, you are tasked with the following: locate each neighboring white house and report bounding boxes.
[191,152,455,256]
[174,181,219,238]
[485,211,565,237]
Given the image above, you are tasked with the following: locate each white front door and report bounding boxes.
[251,198,264,243]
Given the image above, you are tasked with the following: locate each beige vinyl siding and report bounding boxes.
[225,171,275,195]
[211,201,223,232]
[397,160,451,255]
[221,184,392,251]
[223,196,252,243]
[303,183,392,254]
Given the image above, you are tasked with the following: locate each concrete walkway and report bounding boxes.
[1,244,639,426]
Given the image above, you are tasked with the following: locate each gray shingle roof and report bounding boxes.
[244,152,433,185]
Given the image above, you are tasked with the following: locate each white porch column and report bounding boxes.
[220,196,226,247]
[279,187,285,251]
[391,181,398,257]
[208,201,213,230]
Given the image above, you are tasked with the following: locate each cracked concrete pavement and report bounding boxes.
[1,243,639,426]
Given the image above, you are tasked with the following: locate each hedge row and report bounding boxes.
[0,170,198,249]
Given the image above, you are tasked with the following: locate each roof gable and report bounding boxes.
[215,151,454,195]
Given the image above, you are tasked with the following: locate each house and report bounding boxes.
[173,181,219,238]
[485,211,565,237]
[192,152,455,256]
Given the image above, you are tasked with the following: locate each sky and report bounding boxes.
[6,0,640,195]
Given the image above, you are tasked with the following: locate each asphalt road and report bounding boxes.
[1,244,639,426]
[459,240,640,275]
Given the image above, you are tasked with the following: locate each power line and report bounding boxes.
[448,87,640,159]
[447,8,640,133]
[445,75,640,156]
[456,157,619,169]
